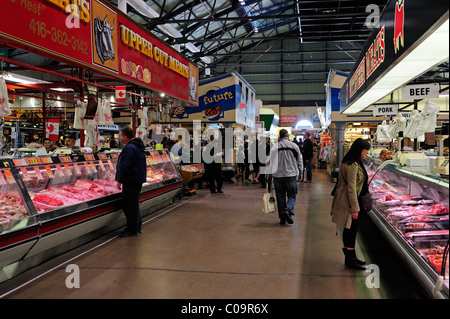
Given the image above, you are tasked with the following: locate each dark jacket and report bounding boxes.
[115,137,147,184]
[303,138,314,159]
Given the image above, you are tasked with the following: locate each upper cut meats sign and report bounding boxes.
[0,0,198,106]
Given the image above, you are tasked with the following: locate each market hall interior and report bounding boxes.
[0,171,427,299]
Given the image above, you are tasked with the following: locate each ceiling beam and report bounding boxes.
[149,12,371,24]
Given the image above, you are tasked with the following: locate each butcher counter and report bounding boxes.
[363,157,449,299]
[0,150,182,283]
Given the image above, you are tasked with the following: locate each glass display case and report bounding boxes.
[364,157,449,299]
[0,161,34,228]
[0,150,182,237]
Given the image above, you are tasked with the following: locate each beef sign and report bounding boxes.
[94,13,115,64]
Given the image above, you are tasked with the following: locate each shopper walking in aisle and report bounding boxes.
[115,127,147,237]
[257,136,271,188]
[303,132,314,183]
[204,136,224,193]
[243,138,251,184]
[231,145,246,183]
[250,136,261,184]
[331,138,370,270]
[267,129,303,225]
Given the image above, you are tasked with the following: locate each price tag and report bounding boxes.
[13,159,27,166]
[64,164,73,176]
[73,163,81,175]
[0,171,5,185]
[85,154,95,161]
[45,165,54,178]
[107,159,114,170]
[34,166,43,181]
[20,167,31,181]
[98,154,108,160]
[26,158,42,165]
[84,162,91,173]
[41,157,53,164]
[90,161,98,173]
[59,156,72,163]
[98,161,106,172]
[55,164,65,177]
[3,169,15,184]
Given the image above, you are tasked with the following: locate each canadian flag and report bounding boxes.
[116,86,126,103]
[46,118,60,141]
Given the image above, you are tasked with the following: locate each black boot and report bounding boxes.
[342,248,367,270]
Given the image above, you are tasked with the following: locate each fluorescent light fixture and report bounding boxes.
[200,56,211,64]
[343,17,449,114]
[296,120,313,128]
[128,0,207,57]
[185,42,200,53]
[4,72,52,85]
[51,88,74,92]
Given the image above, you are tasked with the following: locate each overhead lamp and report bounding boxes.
[51,88,74,92]
[128,0,207,56]
[295,120,313,129]
[343,17,449,114]
[4,72,52,85]
[200,56,211,64]
[185,42,200,53]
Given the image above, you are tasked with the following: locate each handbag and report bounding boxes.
[358,192,372,213]
[331,182,338,196]
[262,176,276,214]
[358,182,372,213]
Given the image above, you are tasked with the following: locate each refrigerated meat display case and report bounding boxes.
[0,150,182,283]
[363,157,449,299]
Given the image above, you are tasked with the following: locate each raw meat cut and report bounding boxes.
[32,194,64,207]
[0,191,29,222]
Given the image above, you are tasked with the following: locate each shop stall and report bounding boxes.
[333,0,449,298]
[364,157,449,299]
[0,0,198,283]
[0,150,182,283]
[168,72,256,129]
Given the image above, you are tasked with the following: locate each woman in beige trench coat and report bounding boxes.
[331,138,370,270]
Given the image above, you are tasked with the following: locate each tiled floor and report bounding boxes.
[0,170,427,299]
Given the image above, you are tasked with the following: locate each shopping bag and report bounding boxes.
[376,120,391,142]
[262,178,276,214]
[262,192,276,214]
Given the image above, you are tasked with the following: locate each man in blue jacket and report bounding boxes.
[115,127,147,237]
